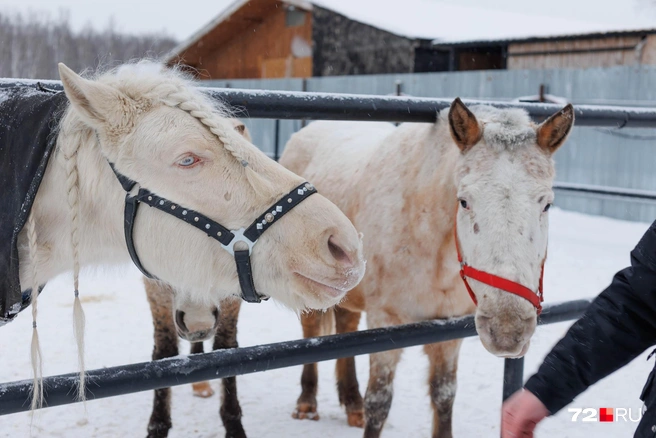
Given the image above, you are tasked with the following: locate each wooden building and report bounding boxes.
[506,32,656,70]
[166,0,656,79]
[435,31,656,71]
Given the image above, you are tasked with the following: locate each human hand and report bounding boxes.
[501,389,549,437]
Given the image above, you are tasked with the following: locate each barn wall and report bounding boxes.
[197,7,312,79]
[507,35,656,69]
[311,6,416,76]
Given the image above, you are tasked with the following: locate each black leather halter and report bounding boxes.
[109,164,317,303]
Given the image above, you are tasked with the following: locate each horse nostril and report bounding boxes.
[328,235,352,266]
[175,310,188,333]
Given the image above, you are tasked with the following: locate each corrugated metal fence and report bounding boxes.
[202,66,656,222]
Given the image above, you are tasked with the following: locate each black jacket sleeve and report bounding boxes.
[524,220,656,415]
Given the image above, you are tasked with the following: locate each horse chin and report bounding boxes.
[176,329,216,343]
[269,275,347,312]
[475,310,536,358]
[478,332,532,358]
[295,273,350,307]
[496,341,531,359]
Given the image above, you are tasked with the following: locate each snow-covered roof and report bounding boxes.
[167,0,656,62]
[310,0,656,43]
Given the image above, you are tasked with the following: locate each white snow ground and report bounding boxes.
[1,207,654,437]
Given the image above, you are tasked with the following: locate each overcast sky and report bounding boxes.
[1,0,655,42]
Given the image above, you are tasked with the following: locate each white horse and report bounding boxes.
[281,98,573,437]
[13,62,365,409]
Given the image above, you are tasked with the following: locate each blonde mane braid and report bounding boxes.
[64,144,87,403]
[27,212,44,414]
[158,88,273,196]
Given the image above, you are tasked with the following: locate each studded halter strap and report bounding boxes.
[453,209,544,314]
[109,164,317,303]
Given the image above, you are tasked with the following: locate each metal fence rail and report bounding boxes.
[0,299,590,416]
[209,88,656,128]
[3,80,656,127]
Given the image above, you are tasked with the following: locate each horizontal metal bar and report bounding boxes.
[554,182,656,201]
[205,88,656,128]
[0,299,590,416]
[2,79,656,128]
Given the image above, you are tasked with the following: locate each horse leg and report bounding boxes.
[145,280,178,438]
[363,311,403,438]
[213,299,246,438]
[424,339,462,438]
[334,307,364,427]
[292,309,331,421]
[190,342,215,398]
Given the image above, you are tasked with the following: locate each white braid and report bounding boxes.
[27,212,44,413]
[64,145,86,403]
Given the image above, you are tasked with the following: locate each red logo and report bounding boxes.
[599,408,614,422]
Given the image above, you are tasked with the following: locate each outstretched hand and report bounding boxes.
[501,389,549,437]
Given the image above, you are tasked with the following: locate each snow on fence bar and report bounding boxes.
[0,80,650,415]
[0,299,590,415]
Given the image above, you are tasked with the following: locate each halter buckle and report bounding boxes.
[221,227,256,256]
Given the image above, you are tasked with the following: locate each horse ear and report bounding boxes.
[58,63,134,131]
[230,119,252,141]
[536,104,574,154]
[234,123,246,135]
[448,97,482,152]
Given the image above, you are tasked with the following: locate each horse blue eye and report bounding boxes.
[179,156,197,167]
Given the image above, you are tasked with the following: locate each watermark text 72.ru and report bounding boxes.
[569,408,642,423]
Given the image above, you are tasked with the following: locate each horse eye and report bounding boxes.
[178,155,200,167]
[459,199,469,209]
[543,203,552,212]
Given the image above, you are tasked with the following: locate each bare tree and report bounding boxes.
[0,9,177,79]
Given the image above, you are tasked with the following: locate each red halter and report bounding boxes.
[454,216,544,315]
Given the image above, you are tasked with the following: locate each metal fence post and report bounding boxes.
[502,357,525,402]
[300,77,308,128]
[273,119,280,161]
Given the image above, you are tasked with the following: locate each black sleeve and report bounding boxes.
[524,220,656,415]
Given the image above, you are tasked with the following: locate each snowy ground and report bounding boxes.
[1,208,654,438]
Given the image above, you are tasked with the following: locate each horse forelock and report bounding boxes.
[468,105,537,152]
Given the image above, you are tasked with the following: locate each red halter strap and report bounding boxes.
[454,217,544,314]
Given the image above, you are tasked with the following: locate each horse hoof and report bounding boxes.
[292,403,320,421]
[192,382,215,398]
[347,410,365,428]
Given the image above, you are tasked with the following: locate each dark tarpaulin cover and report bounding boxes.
[0,85,68,326]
